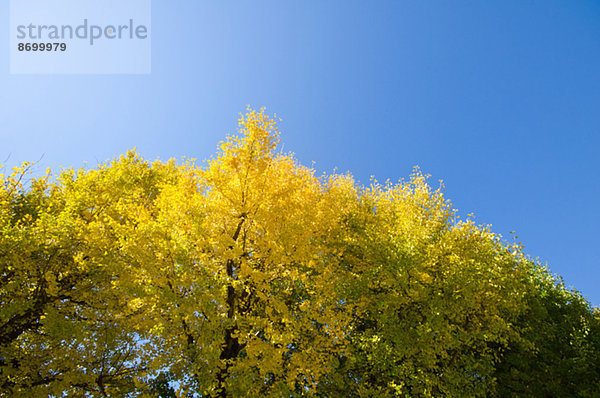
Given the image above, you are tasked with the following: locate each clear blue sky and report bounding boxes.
[1,1,599,305]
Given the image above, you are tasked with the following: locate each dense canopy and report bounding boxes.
[1,110,598,397]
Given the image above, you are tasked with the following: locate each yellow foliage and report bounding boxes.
[2,109,588,397]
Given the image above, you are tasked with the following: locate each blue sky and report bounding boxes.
[1,1,599,305]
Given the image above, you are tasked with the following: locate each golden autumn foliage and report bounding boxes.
[1,109,599,397]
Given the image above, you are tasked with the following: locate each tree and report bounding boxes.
[1,109,598,397]
[110,110,352,396]
[316,172,530,397]
[492,264,600,397]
